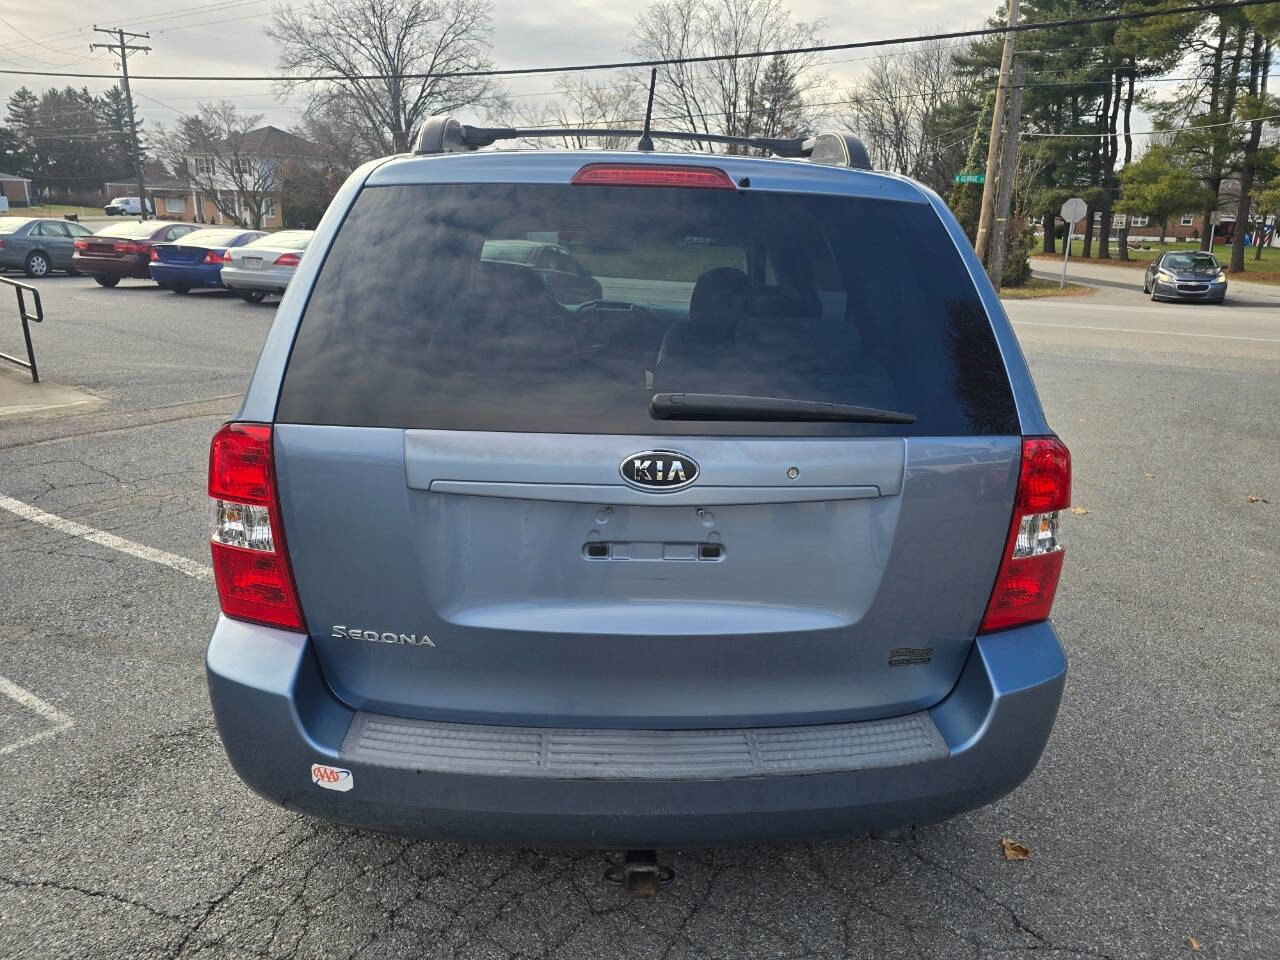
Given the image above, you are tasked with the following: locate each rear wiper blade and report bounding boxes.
[649,393,917,424]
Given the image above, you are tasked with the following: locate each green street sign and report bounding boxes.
[954,172,985,184]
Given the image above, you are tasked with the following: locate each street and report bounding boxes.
[0,274,1276,959]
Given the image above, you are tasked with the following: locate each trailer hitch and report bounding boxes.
[604,850,674,897]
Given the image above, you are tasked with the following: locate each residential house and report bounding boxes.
[106,126,319,229]
[0,172,33,207]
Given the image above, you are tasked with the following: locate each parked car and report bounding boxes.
[104,196,153,217]
[220,230,314,303]
[481,239,603,304]
[205,120,1070,850]
[0,216,92,277]
[148,227,266,294]
[73,220,202,287]
[1143,251,1227,303]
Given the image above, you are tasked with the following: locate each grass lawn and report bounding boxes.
[1031,238,1280,282]
[999,277,1094,299]
[5,203,102,219]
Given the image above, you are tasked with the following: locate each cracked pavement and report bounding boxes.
[0,275,1276,959]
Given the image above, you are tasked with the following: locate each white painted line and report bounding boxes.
[0,493,213,581]
[0,673,73,758]
[1012,320,1280,344]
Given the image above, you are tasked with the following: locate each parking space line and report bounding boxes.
[0,674,73,758]
[0,493,213,581]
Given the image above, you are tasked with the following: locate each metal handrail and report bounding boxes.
[0,276,43,383]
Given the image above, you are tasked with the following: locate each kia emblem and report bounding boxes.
[620,450,699,492]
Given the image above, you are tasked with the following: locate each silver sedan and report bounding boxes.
[220,230,313,303]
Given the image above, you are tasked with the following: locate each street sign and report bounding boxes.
[1059,198,1087,290]
[954,172,985,184]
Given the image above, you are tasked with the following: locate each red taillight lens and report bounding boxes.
[208,423,305,631]
[274,252,301,266]
[150,247,161,261]
[203,249,227,264]
[74,238,88,250]
[113,241,146,254]
[979,436,1071,634]
[571,163,737,190]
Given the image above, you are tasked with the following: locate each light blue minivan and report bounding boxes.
[205,118,1070,852]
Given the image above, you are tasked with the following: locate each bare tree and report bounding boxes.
[153,101,299,229]
[510,75,644,150]
[267,0,508,155]
[839,39,968,191]
[630,0,828,151]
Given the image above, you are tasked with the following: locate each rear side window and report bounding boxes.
[278,182,1018,437]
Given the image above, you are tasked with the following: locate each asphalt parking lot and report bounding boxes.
[0,271,1276,960]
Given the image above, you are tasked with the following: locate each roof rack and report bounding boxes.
[411,116,872,170]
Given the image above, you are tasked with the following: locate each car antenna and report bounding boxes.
[637,68,657,152]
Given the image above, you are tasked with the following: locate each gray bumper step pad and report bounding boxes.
[341,711,948,780]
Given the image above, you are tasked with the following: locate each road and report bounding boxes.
[0,275,1276,960]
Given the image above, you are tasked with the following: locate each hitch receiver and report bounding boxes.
[604,849,674,897]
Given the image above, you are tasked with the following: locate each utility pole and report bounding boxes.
[90,26,151,218]
[973,0,1020,267]
[987,63,1025,289]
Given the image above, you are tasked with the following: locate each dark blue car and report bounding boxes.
[149,227,266,293]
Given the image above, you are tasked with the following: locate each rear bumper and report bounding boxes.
[220,265,292,292]
[72,253,149,278]
[207,617,1066,847]
[149,262,223,287]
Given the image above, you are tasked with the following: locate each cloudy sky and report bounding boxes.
[0,0,1000,134]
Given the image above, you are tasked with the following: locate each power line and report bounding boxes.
[1022,112,1280,138]
[0,0,1274,82]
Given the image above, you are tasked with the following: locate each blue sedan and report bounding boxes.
[149,227,266,293]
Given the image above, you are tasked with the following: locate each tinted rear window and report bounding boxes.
[178,229,243,247]
[96,222,163,239]
[278,182,1017,437]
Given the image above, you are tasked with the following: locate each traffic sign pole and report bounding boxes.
[1060,221,1073,290]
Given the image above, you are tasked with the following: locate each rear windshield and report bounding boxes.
[178,229,243,247]
[278,182,1018,437]
[96,222,162,239]
[249,230,311,250]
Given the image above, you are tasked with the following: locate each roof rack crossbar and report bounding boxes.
[411,116,872,169]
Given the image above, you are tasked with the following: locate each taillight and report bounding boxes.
[113,241,146,254]
[979,436,1071,634]
[274,252,301,266]
[74,238,88,250]
[571,163,736,190]
[203,249,227,264]
[0,240,6,249]
[208,423,305,631]
[150,247,161,261]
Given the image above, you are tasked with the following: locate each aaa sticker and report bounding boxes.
[311,764,353,792]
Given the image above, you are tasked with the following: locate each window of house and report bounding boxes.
[1180,213,1195,226]
[260,197,276,220]
[166,195,187,214]
[1130,214,1149,227]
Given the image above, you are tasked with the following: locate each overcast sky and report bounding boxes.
[0,0,999,134]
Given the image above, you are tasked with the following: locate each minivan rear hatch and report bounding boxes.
[272,165,1023,728]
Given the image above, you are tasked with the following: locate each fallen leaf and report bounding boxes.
[1188,936,1201,951]
[1145,473,1156,479]
[1070,506,1089,515]
[1001,837,1030,861]
[1246,495,1270,504]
